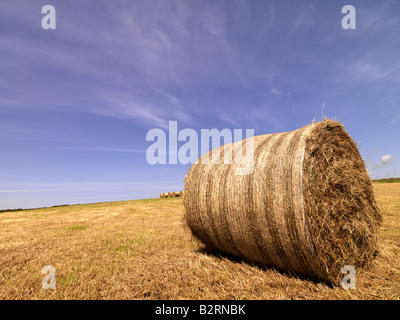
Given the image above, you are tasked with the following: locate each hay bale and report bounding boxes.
[160,193,164,198]
[173,192,180,197]
[183,120,382,284]
[168,192,173,198]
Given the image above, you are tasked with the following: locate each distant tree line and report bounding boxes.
[0,204,71,213]
[373,177,400,183]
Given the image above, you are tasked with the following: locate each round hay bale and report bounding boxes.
[168,192,173,198]
[183,119,382,284]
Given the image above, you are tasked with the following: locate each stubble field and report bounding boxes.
[0,183,399,300]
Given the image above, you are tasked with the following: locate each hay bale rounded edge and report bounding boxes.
[183,119,382,284]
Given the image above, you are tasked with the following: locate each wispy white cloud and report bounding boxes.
[96,96,169,129]
[271,88,283,95]
[216,111,241,127]
[358,2,399,32]
[156,90,182,105]
[0,99,21,106]
[0,123,82,142]
[0,0,259,127]
[350,61,389,82]
[290,3,316,32]
[259,1,275,36]
[244,107,282,132]
[66,147,146,153]
[199,7,226,38]
[0,173,22,177]
[389,114,400,125]
[95,90,196,129]
[0,189,56,193]
[373,154,393,168]
[0,181,184,198]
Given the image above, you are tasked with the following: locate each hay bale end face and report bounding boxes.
[183,120,382,284]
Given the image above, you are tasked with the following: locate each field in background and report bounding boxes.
[0,183,399,300]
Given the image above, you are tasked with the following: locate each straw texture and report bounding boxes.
[183,120,382,284]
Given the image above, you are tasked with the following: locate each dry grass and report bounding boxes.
[0,183,399,300]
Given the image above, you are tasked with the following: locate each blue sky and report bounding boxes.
[1,0,399,209]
